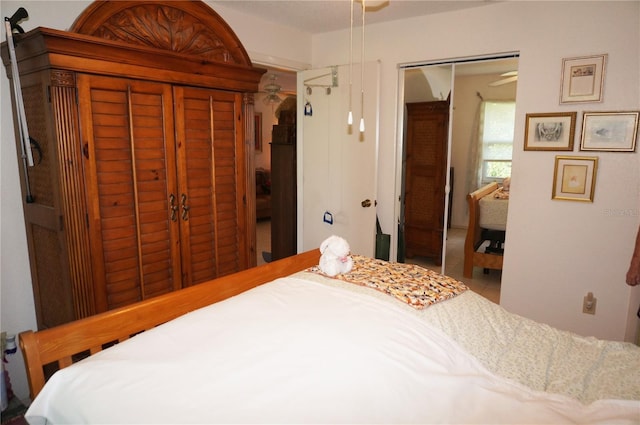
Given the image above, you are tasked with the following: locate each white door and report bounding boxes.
[298,61,380,256]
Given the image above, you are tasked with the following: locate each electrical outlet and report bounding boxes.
[583,292,597,315]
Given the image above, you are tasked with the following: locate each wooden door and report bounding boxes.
[173,86,247,285]
[78,74,182,311]
[404,101,449,264]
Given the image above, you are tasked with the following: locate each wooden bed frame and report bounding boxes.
[463,182,504,278]
[19,249,321,400]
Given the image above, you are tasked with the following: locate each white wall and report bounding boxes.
[209,1,311,71]
[311,1,640,341]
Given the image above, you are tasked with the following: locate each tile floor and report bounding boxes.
[403,227,502,304]
[256,219,271,266]
[256,222,502,304]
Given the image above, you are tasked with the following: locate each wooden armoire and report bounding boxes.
[1,1,265,329]
[404,101,450,264]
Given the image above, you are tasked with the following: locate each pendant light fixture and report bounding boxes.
[359,0,366,133]
[347,0,366,133]
[347,0,354,126]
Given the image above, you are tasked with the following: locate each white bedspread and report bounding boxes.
[305,272,640,404]
[26,275,640,424]
[479,192,508,231]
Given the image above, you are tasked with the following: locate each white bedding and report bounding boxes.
[26,273,640,424]
[479,192,508,231]
[306,272,640,403]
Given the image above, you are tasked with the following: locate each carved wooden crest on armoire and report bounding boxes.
[1,1,265,329]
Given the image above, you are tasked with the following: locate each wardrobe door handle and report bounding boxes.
[181,193,190,221]
[169,194,178,222]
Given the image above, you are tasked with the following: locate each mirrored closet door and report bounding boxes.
[397,55,519,283]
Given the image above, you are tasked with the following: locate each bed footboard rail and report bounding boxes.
[20,249,320,399]
[463,182,500,278]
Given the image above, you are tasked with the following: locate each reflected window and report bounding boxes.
[480,100,515,183]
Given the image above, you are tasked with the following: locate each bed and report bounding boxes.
[463,182,509,278]
[20,250,640,424]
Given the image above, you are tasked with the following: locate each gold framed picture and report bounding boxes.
[524,112,576,151]
[560,54,606,104]
[552,155,598,202]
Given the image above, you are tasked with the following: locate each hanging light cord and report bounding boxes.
[359,0,366,133]
[348,0,354,126]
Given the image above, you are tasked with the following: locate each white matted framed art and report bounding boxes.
[580,111,639,152]
[552,155,598,202]
[560,54,607,104]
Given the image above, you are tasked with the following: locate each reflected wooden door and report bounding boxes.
[404,100,449,264]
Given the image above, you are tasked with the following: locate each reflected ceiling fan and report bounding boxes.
[260,74,284,104]
[489,70,518,87]
[258,72,296,105]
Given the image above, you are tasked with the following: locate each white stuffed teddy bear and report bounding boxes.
[319,235,353,277]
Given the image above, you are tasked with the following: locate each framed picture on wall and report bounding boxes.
[552,155,598,202]
[580,111,639,152]
[254,112,262,151]
[524,112,577,151]
[559,54,607,104]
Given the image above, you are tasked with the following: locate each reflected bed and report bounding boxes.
[464,182,508,277]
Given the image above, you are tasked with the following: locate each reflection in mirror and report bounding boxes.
[399,57,518,305]
[400,65,452,270]
[404,65,452,103]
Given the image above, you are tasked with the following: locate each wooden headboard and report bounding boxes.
[20,250,320,400]
[463,182,503,277]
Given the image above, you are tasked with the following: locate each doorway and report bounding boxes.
[397,55,518,300]
[254,67,297,265]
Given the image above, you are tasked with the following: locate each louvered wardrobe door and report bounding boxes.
[173,86,247,286]
[78,75,182,311]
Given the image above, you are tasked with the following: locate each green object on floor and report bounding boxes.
[397,223,405,263]
[375,216,390,261]
[1,396,27,425]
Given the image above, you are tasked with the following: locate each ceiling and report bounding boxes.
[212,0,498,34]
[233,0,512,94]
